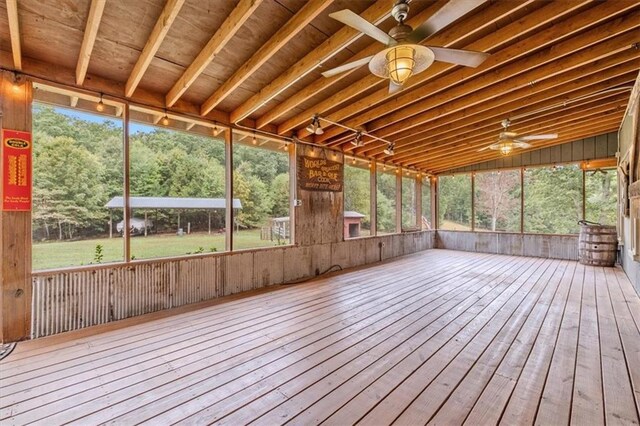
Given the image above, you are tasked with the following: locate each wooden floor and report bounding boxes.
[1,250,640,426]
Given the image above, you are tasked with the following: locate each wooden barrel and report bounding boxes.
[578,223,617,266]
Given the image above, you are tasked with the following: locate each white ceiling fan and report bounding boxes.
[479,119,558,156]
[322,0,490,93]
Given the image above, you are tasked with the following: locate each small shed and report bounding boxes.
[105,196,242,236]
[344,211,366,239]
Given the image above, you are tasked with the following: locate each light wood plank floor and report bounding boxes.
[1,250,639,425]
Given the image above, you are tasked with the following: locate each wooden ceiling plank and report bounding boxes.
[165,0,262,107]
[255,0,453,129]
[282,0,526,137]
[125,0,186,98]
[231,0,392,124]
[316,0,635,144]
[200,0,334,116]
[5,0,22,70]
[76,0,107,85]
[358,50,640,157]
[415,116,623,171]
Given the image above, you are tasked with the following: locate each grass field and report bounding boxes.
[33,229,286,270]
[439,220,472,231]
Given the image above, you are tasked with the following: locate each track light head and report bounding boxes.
[383,142,395,156]
[306,115,324,135]
[350,131,364,147]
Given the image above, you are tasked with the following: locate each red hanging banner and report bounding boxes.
[2,129,32,211]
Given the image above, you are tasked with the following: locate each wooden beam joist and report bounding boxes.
[125,0,186,97]
[76,0,107,85]
[362,50,640,156]
[200,0,334,116]
[419,116,624,172]
[5,0,21,70]
[231,0,392,124]
[364,9,640,140]
[281,0,528,137]
[255,0,464,129]
[359,50,640,158]
[165,0,262,107]
[316,1,636,144]
[401,96,628,168]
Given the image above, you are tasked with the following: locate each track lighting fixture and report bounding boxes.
[350,131,364,147]
[383,142,395,156]
[213,123,221,136]
[96,93,105,112]
[305,115,324,135]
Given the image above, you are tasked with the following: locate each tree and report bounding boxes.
[33,135,105,239]
[475,171,520,231]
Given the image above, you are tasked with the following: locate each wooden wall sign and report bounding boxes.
[297,155,343,192]
[2,129,32,211]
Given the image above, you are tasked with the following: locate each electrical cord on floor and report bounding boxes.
[281,264,343,285]
[0,342,17,361]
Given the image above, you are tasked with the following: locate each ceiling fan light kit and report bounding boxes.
[323,0,489,93]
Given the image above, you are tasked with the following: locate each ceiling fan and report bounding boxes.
[321,0,490,93]
[479,119,558,156]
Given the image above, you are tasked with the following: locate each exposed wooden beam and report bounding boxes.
[5,0,22,70]
[125,0,186,97]
[200,0,334,116]
[361,51,639,156]
[280,0,525,136]
[230,0,391,124]
[426,121,622,172]
[185,122,196,131]
[315,1,634,143]
[399,96,628,167]
[416,116,623,171]
[364,55,639,159]
[76,0,107,85]
[153,114,163,125]
[363,10,640,141]
[70,96,79,107]
[165,0,262,107]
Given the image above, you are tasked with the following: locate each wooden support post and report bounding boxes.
[432,177,438,229]
[109,211,113,238]
[208,211,211,235]
[123,103,131,260]
[289,144,296,244]
[396,168,402,233]
[471,173,475,231]
[520,167,525,233]
[144,211,148,237]
[225,129,233,251]
[415,175,422,230]
[582,168,586,221]
[0,71,33,342]
[370,162,377,236]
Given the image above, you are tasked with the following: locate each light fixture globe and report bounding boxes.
[499,142,513,156]
[369,44,434,86]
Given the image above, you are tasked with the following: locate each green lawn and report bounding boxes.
[33,229,287,270]
[440,220,472,231]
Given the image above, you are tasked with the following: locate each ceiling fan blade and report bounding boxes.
[478,145,491,152]
[514,142,533,149]
[408,0,485,42]
[329,10,394,46]
[389,80,403,94]
[516,134,558,141]
[321,55,374,78]
[426,46,489,68]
